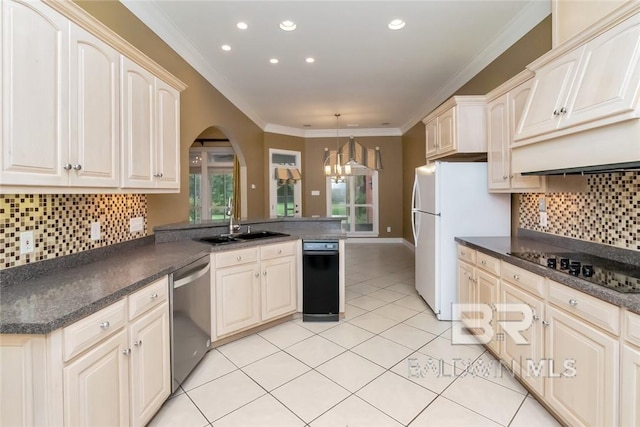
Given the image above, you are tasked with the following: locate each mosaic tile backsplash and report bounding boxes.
[520,172,639,252]
[1,194,148,269]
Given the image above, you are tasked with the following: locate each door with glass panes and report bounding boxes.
[269,149,302,218]
[327,169,378,236]
[188,147,234,221]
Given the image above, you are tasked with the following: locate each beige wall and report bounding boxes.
[401,16,552,243]
[75,0,265,231]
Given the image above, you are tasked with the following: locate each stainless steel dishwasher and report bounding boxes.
[302,240,339,321]
[170,255,211,392]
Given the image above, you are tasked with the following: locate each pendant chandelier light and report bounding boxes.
[323,113,351,181]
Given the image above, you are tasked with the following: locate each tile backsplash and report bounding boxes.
[1,194,147,269]
[519,172,639,252]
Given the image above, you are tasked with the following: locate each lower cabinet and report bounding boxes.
[621,344,640,426]
[213,240,299,339]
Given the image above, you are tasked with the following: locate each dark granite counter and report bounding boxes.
[1,218,345,335]
[455,235,640,315]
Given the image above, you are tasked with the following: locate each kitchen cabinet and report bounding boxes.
[422,96,487,161]
[552,0,630,47]
[486,73,545,192]
[621,344,640,426]
[213,241,299,339]
[515,12,640,145]
[1,0,185,193]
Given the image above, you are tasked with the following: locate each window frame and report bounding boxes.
[326,167,379,237]
[189,146,234,221]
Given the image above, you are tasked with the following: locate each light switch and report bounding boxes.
[540,212,548,227]
[20,231,34,254]
[311,190,320,196]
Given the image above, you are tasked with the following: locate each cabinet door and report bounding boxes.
[154,79,180,190]
[63,329,130,427]
[121,57,155,188]
[545,305,618,427]
[437,107,456,154]
[261,255,296,322]
[129,303,170,427]
[500,281,545,395]
[621,344,640,427]
[69,24,120,188]
[476,270,500,355]
[215,263,261,336]
[515,47,584,141]
[508,79,544,191]
[487,94,509,191]
[457,261,475,324]
[562,14,640,129]
[1,0,69,186]
[425,117,438,157]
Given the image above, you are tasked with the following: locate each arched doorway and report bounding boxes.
[188,126,245,221]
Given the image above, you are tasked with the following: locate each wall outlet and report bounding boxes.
[539,197,546,212]
[91,221,101,241]
[129,217,144,233]
[20,231,34,254]
[311,190,320,196]
[540,211,548,227]
[387,226,391,233]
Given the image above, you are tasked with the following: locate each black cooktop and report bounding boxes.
[509,251,640,294]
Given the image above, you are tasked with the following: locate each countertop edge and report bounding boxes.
[455,237,640,316]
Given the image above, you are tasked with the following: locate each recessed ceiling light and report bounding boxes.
[388,19,406,30]
[236,22,248,30]
[279,20,296,31]
[269,58,279,64]
[305,57,315,63]
[221,44,231,51]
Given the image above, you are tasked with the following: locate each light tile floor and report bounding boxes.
[149,243,561,427]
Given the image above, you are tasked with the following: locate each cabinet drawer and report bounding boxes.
[63,299,127,362]
[128,276,168,321]
[476,252,500,276]
[215,247,259,268]
[261,240,297,260]
[457,245,476,264]
[624,310,640,347]
[548,280,620,335]
[501,262,546,298]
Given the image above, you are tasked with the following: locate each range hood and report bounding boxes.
[522,161,640,176]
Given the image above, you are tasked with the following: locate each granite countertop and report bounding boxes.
[455,236,640,315]
[0,229,341,335]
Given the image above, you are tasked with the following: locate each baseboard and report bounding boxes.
[346,237,405,244]
[402,239,416,251]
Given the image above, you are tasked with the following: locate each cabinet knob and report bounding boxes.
[263,271,267,276]
[63,163,72,170]
[72,164,82,170]
[150,293,158,299]
[533,315,540,321]
[134,340,142,347]
[153,172,164,178]
[553,110,560,116]
[278,249,282,254]
[100,321,110,329]
[542,320,550,327]
[568,299,578,307]
[560,107,567,114]
[502,175,508,180]
[509,175,514,179]
[254,273,259,278]
[481,260,486,265]
[461,251,465,256]
[123,348,131,355]
[513,274,520,280]
[237,256,242,261]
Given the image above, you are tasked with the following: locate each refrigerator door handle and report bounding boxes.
[411,173,419,211]
[411,209,419,243]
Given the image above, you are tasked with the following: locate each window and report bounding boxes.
[327,168,378,236]
[189,147,234,221]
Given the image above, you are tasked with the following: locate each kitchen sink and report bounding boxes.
[198,230,289,246]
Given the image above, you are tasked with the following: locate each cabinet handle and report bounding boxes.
[134,340,142,347]
[236,256,242,261]
[150,293,158,299]
[568,299,578,307]
[502,175,508,180]
[123,348,131,355]
[263,271,267,276]
[153,172,164,178]
[513,274,520,280]
[278,249,282,254]
[542,320,550,327]
[509,175,514,179]
[533,315,540,321]
[72,164,82,170]
[560,107,567,114]
[461,251,465,256]
[481,260,486,265]
[63,163,73,170]
[100,321,110,329]
[553,110,560,116]
[254,273,259,278]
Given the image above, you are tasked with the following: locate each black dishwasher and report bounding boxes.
[302,241,339,321]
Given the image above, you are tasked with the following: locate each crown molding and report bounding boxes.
[264,124,402,138]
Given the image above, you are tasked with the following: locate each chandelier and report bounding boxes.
[323,114,352,182]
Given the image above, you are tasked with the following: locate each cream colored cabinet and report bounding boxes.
[422,96,487,161]
[63,329,130,427]
[500,280,545,395]
[544,304,619,427]
[621,344,640,426]
[121,58,180,191]
[457,260,475,322]
[487,73,544,192]
[128,303,170,427]
[1,0,69,187]
[215,261,261,337]
[261,254,297,322]
[515,12,640,144]
[476,270,500,354]
[553,0,631,47]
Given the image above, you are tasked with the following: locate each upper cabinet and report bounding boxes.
[422,96,487,161]
[514,11,640,145]
[1,0,186,193]
[486,71,545,193]
[553,0,631,47]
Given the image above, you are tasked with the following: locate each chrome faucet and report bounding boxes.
[226,198,240,234]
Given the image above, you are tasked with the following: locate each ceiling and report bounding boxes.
[122,0,550,137]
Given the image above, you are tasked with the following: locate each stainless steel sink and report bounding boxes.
[199,231,289,246]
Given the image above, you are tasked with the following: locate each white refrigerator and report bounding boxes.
[411,162,511,320]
